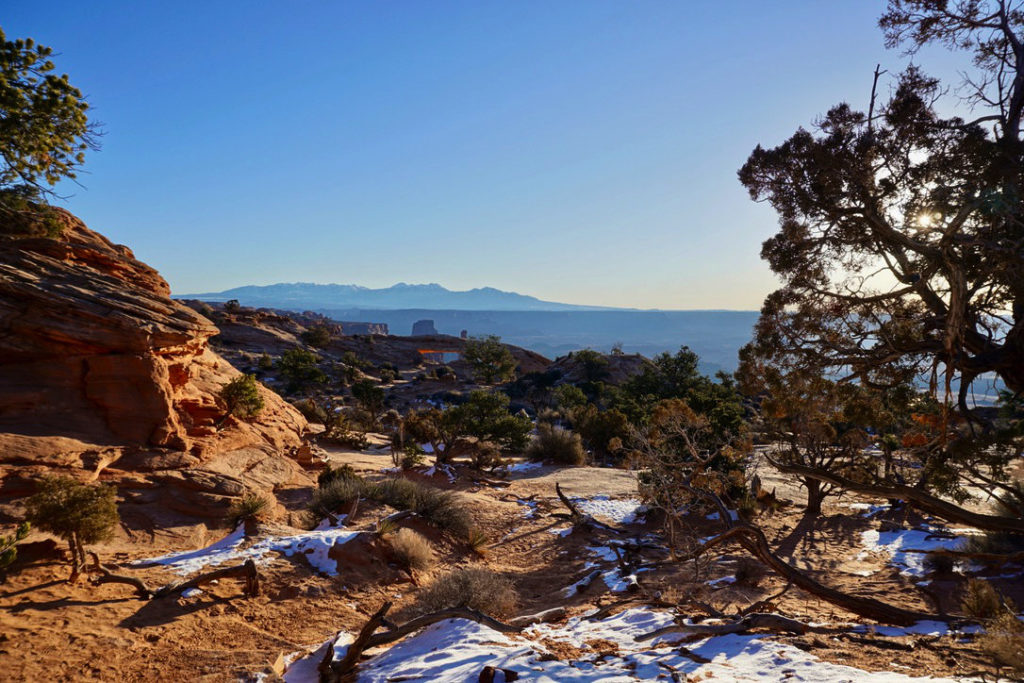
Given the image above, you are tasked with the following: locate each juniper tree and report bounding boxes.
[739,0,1024,510]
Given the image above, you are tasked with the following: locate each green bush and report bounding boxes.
[301,325,333,349]
[276,348,326,393]
[404,567,517,618]
[526,423,585,466]
[219,374,264,419]
[309,477,364,521]
[0,186,64,239]
[0,522,30,575]
[24,476,118,573]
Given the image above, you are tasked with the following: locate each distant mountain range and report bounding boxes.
[177,282,625,312]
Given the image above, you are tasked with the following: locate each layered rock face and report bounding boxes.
[0,210,309,522]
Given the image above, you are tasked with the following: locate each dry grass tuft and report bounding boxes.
[961,579,1002,619]
[978,611,1024,675]
[389,528,435,571]
[405,567,518,619]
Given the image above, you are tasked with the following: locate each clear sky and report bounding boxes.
[4,1,963,310]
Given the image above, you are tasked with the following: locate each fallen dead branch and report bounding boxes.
[86,553,261,601]
[554,483,621,533]
[87,552,152,599]
[636,612,810,641]
[319,602,522,681]
[152,559,260,599]
[508,606,567,627]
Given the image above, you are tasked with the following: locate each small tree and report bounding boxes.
[351,379,387,429]
[219,374,265,420]
[24,476,119,579]
[405,390,532,465]
[276,348,327,393]
[300,324,333,349]
[462,335,517,385]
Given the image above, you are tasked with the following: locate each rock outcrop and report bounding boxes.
[411,319,439,336]
[0,209,310,524]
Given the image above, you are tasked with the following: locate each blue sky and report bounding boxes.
[5,1,964,309]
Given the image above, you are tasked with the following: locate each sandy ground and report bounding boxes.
[0,445,1015,681]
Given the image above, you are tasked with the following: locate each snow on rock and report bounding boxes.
[134,522,359,576]
[858,526,969,577]
[283,608,971,682]
[573,495,646,524]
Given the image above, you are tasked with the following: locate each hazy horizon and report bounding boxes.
[5,1,967,309]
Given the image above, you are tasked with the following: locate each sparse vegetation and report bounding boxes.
[404,567,517,619]
[978,611,1024,674]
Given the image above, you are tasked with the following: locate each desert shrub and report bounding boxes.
[378,368,398,384]
[224,299,241,313]
[300,324,333,349]
[364,478,472,539]
[309,477,363,520]
[526,423,585,466]
[351,380,387,428]
[978,611,1024,674]
[401,448,427,470]
[734,557,767,586]
[466,527,489,556]
[229,492,271,527]
[0,522,30,576]
[24,476,118,573]
[406,567,518,618]
[961,579,1002,619]
[219,374,264,419]
[257,353,274,370]
[923,552,956,575]
[0,186,64,239]
[276,348,326,393]
[317,463,361,488]
[470,441,502,469]
[388,528,435,571]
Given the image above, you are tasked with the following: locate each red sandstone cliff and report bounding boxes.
[0,209,310,522]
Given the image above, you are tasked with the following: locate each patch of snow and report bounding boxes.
[708,575,736,586]
[498,461,544,474]
[858,526,969,576]
[845,502,889,518]
[180,588,202,598]
[706,510,740,522]
[548,527,573,537]
[134,522,359,576]
[282,608,973,682]
[574,495,646,524]
[516,498,538,519]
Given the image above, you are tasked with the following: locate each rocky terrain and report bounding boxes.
[0,212,1020,683]
[0,210,311,530]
